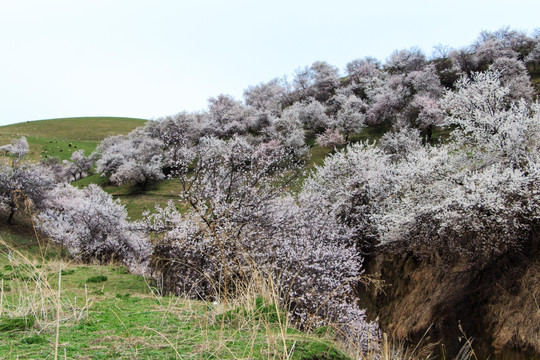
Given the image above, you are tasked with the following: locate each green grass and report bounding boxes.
[0,225,351,359]
[26,136,98,162]
[0,117,147,162]
[73,176,187,220]
[0,117,147,140]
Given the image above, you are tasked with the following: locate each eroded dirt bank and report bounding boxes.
[360,239,540,359]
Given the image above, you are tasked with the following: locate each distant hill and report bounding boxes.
[0,117,148,162]
[0,117,147,141]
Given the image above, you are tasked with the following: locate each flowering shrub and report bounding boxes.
[316,128,347,148]
[142,137,380,352]
[306,71,540,266]
[95,131,164,189]
[38,184,150,273]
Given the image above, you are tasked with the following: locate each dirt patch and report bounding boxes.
[360,245,540,358]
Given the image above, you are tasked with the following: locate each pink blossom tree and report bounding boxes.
[0,136,29,164]
[38,183,150,272]
[95,131,164,190]
[142,136,380,351]
[0,163,54,224]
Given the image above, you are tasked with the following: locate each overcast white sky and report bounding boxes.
[0,0,538,126]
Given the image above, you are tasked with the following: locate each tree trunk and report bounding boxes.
[7,208,15,224]
[426,125,433,144]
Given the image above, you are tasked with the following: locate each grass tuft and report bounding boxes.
[85,275,108,283]
[0,316,35,332]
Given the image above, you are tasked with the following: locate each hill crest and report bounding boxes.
[0,117,147,141]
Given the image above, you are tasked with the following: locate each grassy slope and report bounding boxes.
[0,117,147,162]
[0,117,148,140]
[0,224,349,359]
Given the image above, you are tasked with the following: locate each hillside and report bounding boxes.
[0,117,147,162]
[0,117,147,140]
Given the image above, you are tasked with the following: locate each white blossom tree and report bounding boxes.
[303,143,394,254]
[310,60,341,102]
[0,163,54,224]
[285,99,332,134]
[39,156,68,183]
[405,64,443,98]
[0,137,53,223]
[488,57,534,102]
[379,125,423,162]
[384,48,426,74]
[243,78,287,116]
[332,94,367,140]
[38,183,150,272]
[366,74,410,125]
[265,110,307,156]
[411,94,444,142]
[67,149,94,180]
[316,128,346,148]
[143,113,201,176]
[525,42,540,70]
[346,57,381,82]
[141,136,380,352]
[0,136,29,164]
[474,38,518,69]
[95,131,164,190]
[207,94,248,136]
[440,71,539,168]
[293,61,340,102]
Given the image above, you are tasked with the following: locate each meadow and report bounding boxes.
[0,117,146,162]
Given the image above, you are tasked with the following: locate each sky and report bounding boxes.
[0,0,539,126]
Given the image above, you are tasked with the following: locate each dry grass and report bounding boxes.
[0,238,90,330]
[487,258,540,353]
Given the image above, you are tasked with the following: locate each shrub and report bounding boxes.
[143,137,380,353]
[37,184,150,273]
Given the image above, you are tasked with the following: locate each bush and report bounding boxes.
[37,184,150,273]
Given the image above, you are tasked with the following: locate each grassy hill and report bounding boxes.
[0,117,147,140]
[0,117,147,162]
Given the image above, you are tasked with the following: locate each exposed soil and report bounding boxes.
[360,236,540,359]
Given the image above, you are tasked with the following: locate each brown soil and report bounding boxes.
[360,242,540,359]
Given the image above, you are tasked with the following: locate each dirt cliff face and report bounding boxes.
[360,240,540,359]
